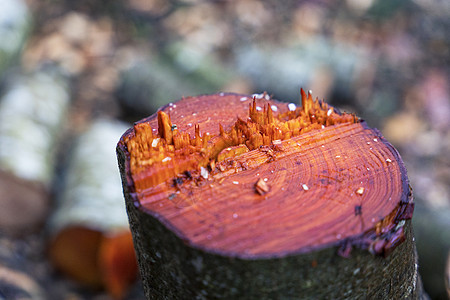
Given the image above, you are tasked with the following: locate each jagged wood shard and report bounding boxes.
[117,91,421,299]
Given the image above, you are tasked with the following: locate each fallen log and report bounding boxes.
[49,119,138,299]
[0,70,70,235]
[117,90,423,299]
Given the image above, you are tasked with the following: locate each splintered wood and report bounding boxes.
[119,90,413,258]
[125,89,356,192]
[255,178,270,195]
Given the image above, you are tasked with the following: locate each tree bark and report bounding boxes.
[117,92,423,299]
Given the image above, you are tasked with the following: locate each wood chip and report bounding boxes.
[255,178,270,195]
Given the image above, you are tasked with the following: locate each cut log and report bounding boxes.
[49,119,138,299]
[0,0,30,80]
[0,70,70,235]
[117,91,422,299]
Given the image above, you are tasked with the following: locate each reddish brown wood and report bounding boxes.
[118,90,413,259]
[49,227,137,298]
[0,170,48,235]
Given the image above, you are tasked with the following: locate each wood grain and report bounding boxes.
[118,91,413,258]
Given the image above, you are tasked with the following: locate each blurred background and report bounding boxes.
[0,0,449,299]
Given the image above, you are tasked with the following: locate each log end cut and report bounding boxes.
[117,90,418,298]
[119,90,413,258]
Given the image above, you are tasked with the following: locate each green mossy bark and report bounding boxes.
[118,148,424,299]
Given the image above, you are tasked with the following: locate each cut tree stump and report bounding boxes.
[117,91,423,299]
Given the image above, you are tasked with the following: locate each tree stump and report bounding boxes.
[117,91,423,299]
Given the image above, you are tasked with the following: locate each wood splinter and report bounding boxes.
[255,178,270,195]
[117,90,423,299]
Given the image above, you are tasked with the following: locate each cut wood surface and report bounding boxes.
[117,91,421,299]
